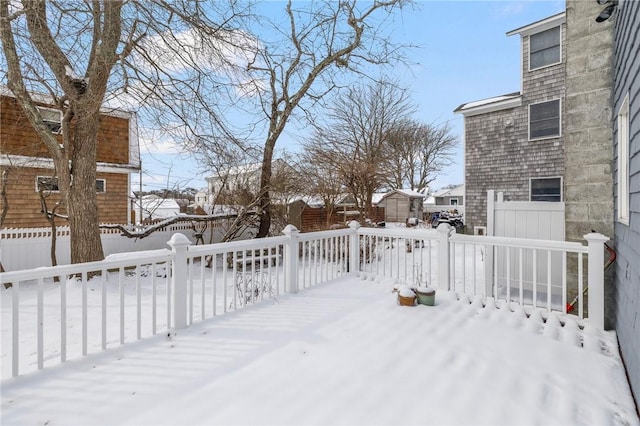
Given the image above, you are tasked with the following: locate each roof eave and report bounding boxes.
[506,12,566,37]
[455,96,522,117]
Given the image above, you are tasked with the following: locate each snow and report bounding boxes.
[2,275,639,425]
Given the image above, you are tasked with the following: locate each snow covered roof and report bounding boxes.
[433,184,464,198]
[3,277,637,425]
[378,189,426,203]
[454,92,521,117]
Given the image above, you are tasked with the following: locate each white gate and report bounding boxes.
[486,190,566,307]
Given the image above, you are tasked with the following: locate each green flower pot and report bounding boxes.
[415,286,435,306]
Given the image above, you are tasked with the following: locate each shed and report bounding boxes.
[376,189,425,223]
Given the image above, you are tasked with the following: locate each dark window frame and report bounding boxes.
[529,99,561,140]
[530,177,562,202]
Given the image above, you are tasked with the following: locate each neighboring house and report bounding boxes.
[612,0,640,406]
[376,189,424,223]
[205,159,290,203]
[133,195,181,222]
[0,88,140,228]
[194,190,209,208]
[433,184,464,207]
[455,5,614,246]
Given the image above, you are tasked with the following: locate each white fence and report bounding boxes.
[0,223,608,379]
[0,221,235,271]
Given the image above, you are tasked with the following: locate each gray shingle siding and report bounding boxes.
[463,25,566,233]
[613,0,640,407]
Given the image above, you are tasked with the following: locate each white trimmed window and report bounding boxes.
[529,99,561,140]
[36,106,62,134]
[450,198,459,206]
[530,177,562,202]
[529,26,561,70]
[36,176,60,192]
[36,176,107,193]
[96,179,106,193]
[617,94,629,224]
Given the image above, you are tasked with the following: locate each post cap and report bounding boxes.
[167,233,192,248]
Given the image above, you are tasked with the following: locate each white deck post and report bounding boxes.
[167,233,192,329]
[348,221,361,276]
[486,190,495,297]
[584,232,608,330]
[437,223,453,291]
[282,225,300,294]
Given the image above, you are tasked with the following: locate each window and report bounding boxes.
[449,198,459,206]
[529,26,561,70]
[96,179,106,193]
[529,100,560,140]
[530,177,562,202]
[36,176,106,193]
[36,106,62,134]
[617,94,629,224]
[36,176,59,192]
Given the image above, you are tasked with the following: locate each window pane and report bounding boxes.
[530,27,559,52]
[530,100,560,139]
[531,46,560,69]
[96,180,105,193]
[530,27,560,69]
[37,176,59,192]
[531,178,561,202]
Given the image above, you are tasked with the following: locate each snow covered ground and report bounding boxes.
[2,275,638,425]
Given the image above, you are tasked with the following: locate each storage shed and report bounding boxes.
[376,189,425,223]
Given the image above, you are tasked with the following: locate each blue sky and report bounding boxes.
[133,0,565,193]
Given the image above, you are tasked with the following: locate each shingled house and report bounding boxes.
[455,6,614,246]
[0,88,140,228]
[455,12,567,235]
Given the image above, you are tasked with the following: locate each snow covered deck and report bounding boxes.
[2,276,638,425]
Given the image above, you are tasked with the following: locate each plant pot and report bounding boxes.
[398,286,416,306]
[415,286,435,306]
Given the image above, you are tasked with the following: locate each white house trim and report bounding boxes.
[1,154,140,174]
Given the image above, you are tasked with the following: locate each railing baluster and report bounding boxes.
[37,277,43,370]
[188,258,193,325]
[152,263,157,334]
[547,251,552,311]
[212,254,217,316]
[200,257,205,319]
[61,274,67,362]
[102,268,107,350]
[12,280,19,377]
[562,252,567,314]
[532,249,537,308]
[136,265,141,340]
[506,247,511,303]
[519,248,523,305]
[119,268,124,345]
[82,271,88,356]
[578,253,584,319]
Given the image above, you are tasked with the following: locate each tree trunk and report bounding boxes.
[67,111,104,263]
[256,136,276,238]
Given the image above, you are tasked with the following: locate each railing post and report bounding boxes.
[167,233,192,330]
[348,220,361,275]
[437,223,453,291]
[584,232,608,330]
[282,224,299,294]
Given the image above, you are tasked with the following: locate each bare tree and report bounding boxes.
[297,150,345,230]
[0,1,246,263]
[306,79,413,220]
[0,1,137,263]
[241,0,411,237]
[382,120,457,191]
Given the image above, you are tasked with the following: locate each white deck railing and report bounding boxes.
[0,223,608,379]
